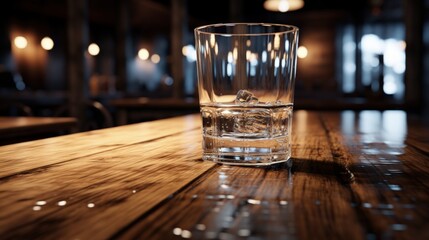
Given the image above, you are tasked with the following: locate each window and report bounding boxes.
[339,22,405,101]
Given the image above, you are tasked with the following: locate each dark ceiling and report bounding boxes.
[184,0,406,25]
[165,0,401,32]
[184,0,369,23]
[6,0,403,34]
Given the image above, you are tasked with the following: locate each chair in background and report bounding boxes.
[54,100,113,131]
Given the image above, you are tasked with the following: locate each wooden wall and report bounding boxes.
[295,22,338,94]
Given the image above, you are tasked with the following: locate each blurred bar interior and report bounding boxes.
[0,0,428,133]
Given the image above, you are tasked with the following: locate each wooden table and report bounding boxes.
[0,116,77,145]
[110,97,199,125]
[0,110,428,239]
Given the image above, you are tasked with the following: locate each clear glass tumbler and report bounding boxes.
[194,23,299,166]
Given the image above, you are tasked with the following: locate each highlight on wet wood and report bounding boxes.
[0,110,428,239]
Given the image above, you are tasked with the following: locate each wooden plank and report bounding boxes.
[118,110,365,240]
[0,117,76,135]
[0,128,215,239]
[320,110,429,239]
[110,97,199,125]
[0,114,201,178]
[405,117,429,155]
[0,117,77,146]
[1,110,428,239]
[110,97,198,108]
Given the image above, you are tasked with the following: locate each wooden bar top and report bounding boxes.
[0,117,77,145]
[110,97,199,109]
[109,97,199,125]
[0,117,77,134]
[0,110,428,239]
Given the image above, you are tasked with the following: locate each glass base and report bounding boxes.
[202,153,292,166]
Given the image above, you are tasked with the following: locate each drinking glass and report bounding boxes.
[194,23,299,166]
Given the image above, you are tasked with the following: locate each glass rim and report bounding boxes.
[194,22,299,37]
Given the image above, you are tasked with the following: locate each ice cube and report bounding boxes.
[235,90,259,104]
[234,109,271,137]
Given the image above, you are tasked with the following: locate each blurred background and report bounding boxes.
[0,0,428,131]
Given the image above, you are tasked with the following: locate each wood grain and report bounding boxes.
[0,117,77,144]
[0,111,428,240]
[117,111,429,240]
[118,111,364,240]
[0,128,215,239]
[0,114,201,179]
[110,97,199,125]
[321,110,429,240]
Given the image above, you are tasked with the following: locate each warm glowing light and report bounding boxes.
[297,46,308,58]
[273,34,281,50]
[182,45,196,62]
[267,42,272,51]
[246,50,252,61]
[151,54,160,63]
[399,40,406,50]
[278,0,290,12]
[181,230,192,238]
[88,43,100,56]
[205,40,210,55]
[181,45,190,56]
[196,224,206,231]
[264,0,304,12]
[36,201,47,206]
[138,48,149,60]
[14,36,28,49]
[210,34,216,47]
[173,228,182,236]
[247,199,261,205]
[41,37,54,50]
[33,206,42,211]
[233,47,238,60]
